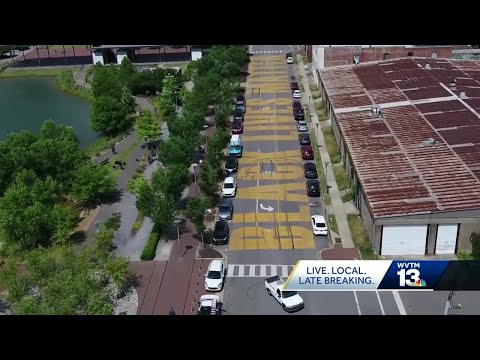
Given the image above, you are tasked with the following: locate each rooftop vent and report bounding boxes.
[425,64,431,70]
[449,79,457,88]
[460,91,467,99]
[422,138,437,147]
[371,105,382,117]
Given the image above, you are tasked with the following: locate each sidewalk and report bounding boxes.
[296,54,354,248]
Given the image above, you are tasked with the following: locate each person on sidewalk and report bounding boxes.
[168,307,176,315]
[111,145,116,155]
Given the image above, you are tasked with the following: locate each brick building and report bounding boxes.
[309,45,453,88]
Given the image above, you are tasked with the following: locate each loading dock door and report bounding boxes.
[435,224,458,255]
[381,225,428,256]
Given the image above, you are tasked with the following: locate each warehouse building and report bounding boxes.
[318,57,480,256]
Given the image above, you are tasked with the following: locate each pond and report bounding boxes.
[0,76,97,147]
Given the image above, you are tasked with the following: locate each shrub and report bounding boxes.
[140,232,159,260]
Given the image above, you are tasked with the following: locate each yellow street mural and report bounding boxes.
[245,98,292,107]
[240,150,301,164]
[232,205,311,224]
[241,132,298,142]
[245,125,293,132]
[236,183,308,202]
[236,165,303,181]
[246,76,288,83]
[229,226,315,250]
[243,116,293,125]
[243,108,292,115]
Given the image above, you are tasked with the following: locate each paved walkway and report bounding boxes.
[296,54,354,248]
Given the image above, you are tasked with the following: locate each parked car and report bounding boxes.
[311,215,328,236]
[197,294,221,315]
[290,82,300,91]
[231,119,243,134]
[306,179,321,197]
[204,259,227,292]
[303,162,318,178]
[286,52,294,64]
[301,145,314,160]
[294,109,305,121]
[224,156,238,174]
[299,133,311,145]
[233,108,244,122]
[221,176,237,197]
[292,101,302,111]
[218,198,233,220]
[213,220,230,245]
[293,90,302,98]
[296,120,308,132]
[265,275,304,312]
[236,96,246,113]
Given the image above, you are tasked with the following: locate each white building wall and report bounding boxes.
[92,50,104,65]
[116,50,128,64]
[191,50,202,61]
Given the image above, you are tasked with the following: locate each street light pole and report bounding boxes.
[174,218,182,259]
[444,291,461,315]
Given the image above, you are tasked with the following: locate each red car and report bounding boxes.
[301,145,314,160]
[290,82,300,91]
[292,101,302,110]
[231,119,243,134]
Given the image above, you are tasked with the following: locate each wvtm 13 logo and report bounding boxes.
[396,262,426,288]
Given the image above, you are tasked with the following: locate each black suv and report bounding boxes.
[294,110,305,121]
[213,220,230,245]
[299,133,311,145]
[304,163,318,179]
[234,108,244,122]
[225,156,238,174]
[306,180,321,197]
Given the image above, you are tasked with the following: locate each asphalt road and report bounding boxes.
[220,45,480,316]
[214,44,328,267]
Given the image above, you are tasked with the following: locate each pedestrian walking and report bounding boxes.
[111,145,116,155]
[168,307,176,315]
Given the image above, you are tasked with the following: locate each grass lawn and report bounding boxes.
[111,140,141,177]
[457,251,474,260]
[0,68,79,78]
[341,190,354,203]
[333,164,350,191]
[309,130,331,205]
[309,83,318,91]
[328,214,338,234]
[347,214,378,260]
[322,126,341,163]
[317,109,328,121]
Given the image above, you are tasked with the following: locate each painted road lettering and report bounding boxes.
[236,182,308,202]
[229,226,315,250]
[232,205,311,223]
[237,165,303,181]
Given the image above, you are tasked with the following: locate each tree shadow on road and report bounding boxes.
[97,189,123,206]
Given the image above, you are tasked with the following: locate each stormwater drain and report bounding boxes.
[335,237,342,244]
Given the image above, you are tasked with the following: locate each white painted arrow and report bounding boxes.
[260,204,274,212]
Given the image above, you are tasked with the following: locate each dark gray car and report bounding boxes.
[218,199,233,220]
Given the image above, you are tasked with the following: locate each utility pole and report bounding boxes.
[444,291,461,315]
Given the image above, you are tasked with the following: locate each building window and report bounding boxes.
[432,51,438,58]
[407,52,414,56]
[353,54,360,64]
[383,53,390,60]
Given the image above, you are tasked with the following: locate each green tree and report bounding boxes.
[158,136,194,167]
[136,110,161,141]
[0,172,71,251]
[199,161,219,198]
[91,95,128,135]
[154,74,177,116]
[471,232,480,259]
[137,181,175,237]
[0,242,131,315]
[118,57,137,88]
[94,227,115,258]
[150,164,190,204]
[70,163,117,205]
[126,176,147,197]
[30,119,84,185]
[91,64,121,99]
[121,86,136,114]
[185,196,208,243]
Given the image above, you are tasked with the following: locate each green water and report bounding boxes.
[0,76,97,147]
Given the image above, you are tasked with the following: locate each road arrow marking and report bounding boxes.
[260,204,274,212]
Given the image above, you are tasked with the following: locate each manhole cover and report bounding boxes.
[335,237,342,244]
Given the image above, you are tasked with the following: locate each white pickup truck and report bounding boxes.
[197,295,221,315]
[265,275,304,312]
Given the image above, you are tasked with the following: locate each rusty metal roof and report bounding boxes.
[321,57,480,218]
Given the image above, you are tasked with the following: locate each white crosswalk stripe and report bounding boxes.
[227,264,295,278]
[252,50,284,54]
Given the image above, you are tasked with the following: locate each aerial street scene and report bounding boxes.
[1,44,480,315]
